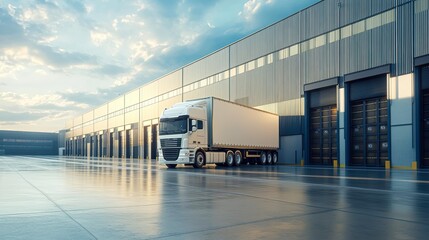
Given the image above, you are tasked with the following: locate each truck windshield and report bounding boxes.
[159,116,188,135]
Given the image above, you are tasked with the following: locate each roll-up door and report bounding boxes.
[144,126,149,159]
[309,87,337,165]
[109,132,114,157]
[151,124,158,160]
[421,65,429,168]
[118,131,123,158]
[126,130,132,158]
[349,75,388,167]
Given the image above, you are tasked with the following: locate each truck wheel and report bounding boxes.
[267,152,272,165]
[225,151,234,167]
[166,164,177,169]
[234,151,242,166]
[193,151,205,168]
[258,152,267,165]
[272,151,278,165]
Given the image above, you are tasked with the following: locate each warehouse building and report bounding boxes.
[0,130,59,155]
[64,0,429,169]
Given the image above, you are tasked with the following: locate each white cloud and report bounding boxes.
[241,0,272,20]
[0,92,88,111]
[90,28,112,46]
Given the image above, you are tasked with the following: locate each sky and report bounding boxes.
[0,0,318,132]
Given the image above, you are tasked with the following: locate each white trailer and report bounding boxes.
[158,97,279,168]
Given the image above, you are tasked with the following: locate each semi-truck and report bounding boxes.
[158,97,279,168]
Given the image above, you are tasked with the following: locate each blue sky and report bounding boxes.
[0,0,318,132]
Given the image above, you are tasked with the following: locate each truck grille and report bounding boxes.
[161,138,181,148]
[162,148,180,161]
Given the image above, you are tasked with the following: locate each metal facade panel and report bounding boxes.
[274,14,301,50]
[415,0,429,57]
[397,3,414,75]
[341,23,395,75]
[300,0,339,40]
[125,110,139,125]
[140,81,158,101]
[158,70,182,94]
[82,111,93,123]
[183,48,229,85]
[302,41,340,84]
[277,56,301,102]
[125,89,139,107]
[73,116,83,125]
[108,96,124,113]
[280,116,303,136]
[230,26,276,66]
[340,0,394,26]
[94,104,108,118]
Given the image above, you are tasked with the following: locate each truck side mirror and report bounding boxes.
[191,119,197,127]
[192,126,197,132]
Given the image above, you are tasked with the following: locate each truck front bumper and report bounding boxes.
[159,148,195,165]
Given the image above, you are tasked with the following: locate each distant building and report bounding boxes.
[58,129,67,155]
[0,130,58,155]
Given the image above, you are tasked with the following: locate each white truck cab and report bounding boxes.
[158,99,208,168]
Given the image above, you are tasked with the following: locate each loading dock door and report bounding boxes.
[126,130,132,159]
[99,135,103,157]
[349,75,388,167]
[118,131,123,158]
[308,87,337,165]
[144,126,149,159]
[310,105,337,165]
[423,91,429,167]
[151,124,158,160]
[109,133,114,157]
[351,97,388,166]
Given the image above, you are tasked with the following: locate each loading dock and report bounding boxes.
[109,132,114,158]
[305,82,338,166]
[143,126,149,159]
[151,124,158,160]
[421,65,429,168]
[347,74,389,167]
[126,129,132,158]
[118,131,123,158]
[423,91,429,167]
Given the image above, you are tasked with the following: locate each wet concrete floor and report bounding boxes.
[0,156,429,239]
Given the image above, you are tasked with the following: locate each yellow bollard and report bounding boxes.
[300,159,304,167]
[411,161,417,170]
[385,160,391,170]
[333,160,338,168]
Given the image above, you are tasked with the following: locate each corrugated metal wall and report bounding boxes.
[415,0,429,57]
[183,48,229,85]
[66,0,427,140]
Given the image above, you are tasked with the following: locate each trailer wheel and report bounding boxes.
[267,152,273,165]
[272,151,278,165]
[234,151,242,166]
[258,152,267,165]
[166,164,177,169]
[193,151,205,168]
[225,151,234,167]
